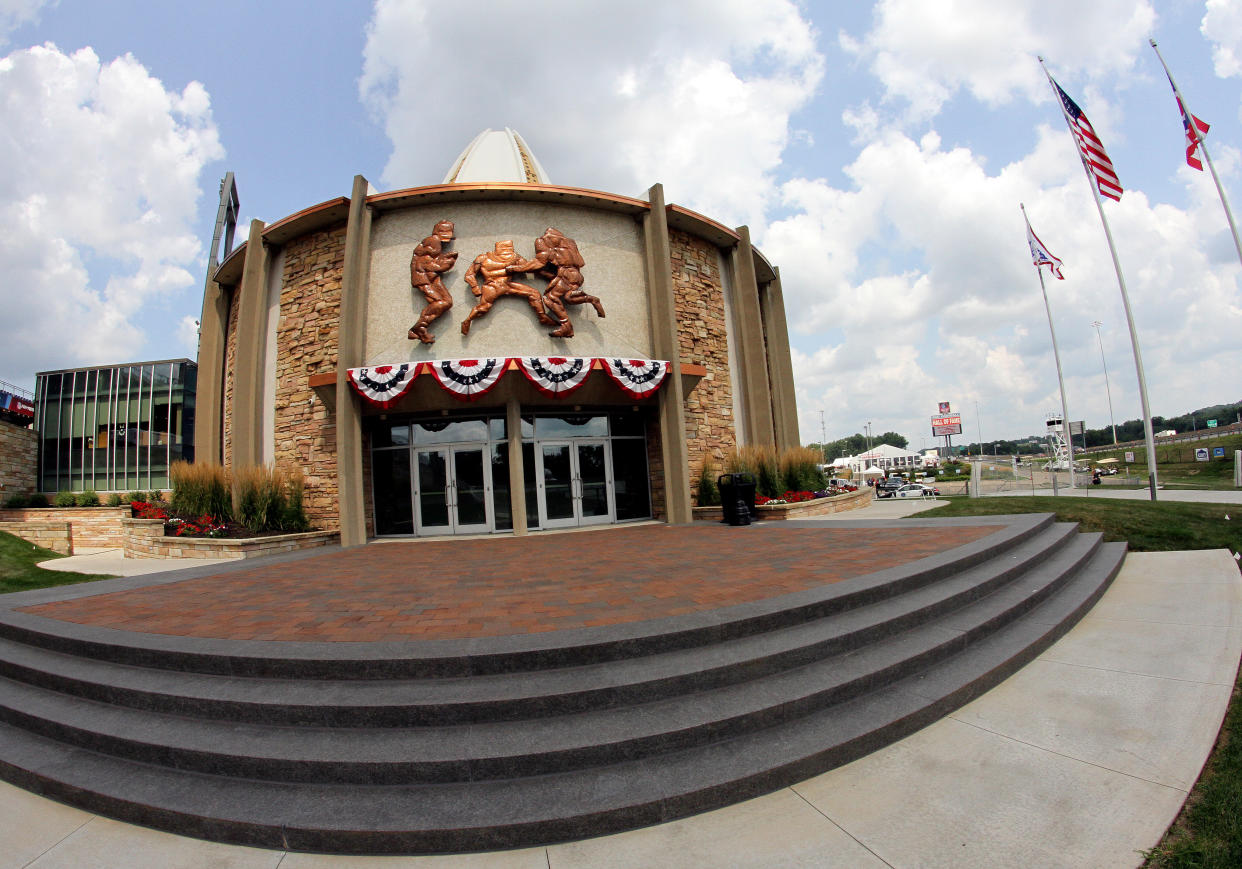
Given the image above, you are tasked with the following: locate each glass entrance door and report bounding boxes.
[415,446,493,535]
[536,440,613,529]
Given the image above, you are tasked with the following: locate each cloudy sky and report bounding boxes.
[2,0,1240,447]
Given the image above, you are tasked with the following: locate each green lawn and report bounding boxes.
[918,495,1242,553]
[912,496,1241,868]
[0,531,116,595]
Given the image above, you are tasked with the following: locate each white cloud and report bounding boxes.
[771,120,1242,445]
[1203,0,1242,78]
[359,0,823,229]
[842,0,1156,121]
[0,0,49,46]
[0,43,223,383]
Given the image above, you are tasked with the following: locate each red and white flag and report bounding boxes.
[1053,80,1123,201]
[1175,95,1210,171]
[1024,213,1064,280]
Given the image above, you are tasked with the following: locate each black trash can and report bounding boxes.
[718,473,757,526]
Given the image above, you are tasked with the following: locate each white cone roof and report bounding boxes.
[443,128,550,185]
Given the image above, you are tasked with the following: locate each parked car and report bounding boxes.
[894,483,940,498]
[1094,466,1118,476]
[828,478,859,491]
[875,478,905,498]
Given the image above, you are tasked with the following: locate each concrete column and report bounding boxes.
[643,184,691,524]
[506,396,527,535]
[194,278,230,465]
[731,226,776,446]
[336,176,373,548]
[762,268,800,450]
[230,219,270,469]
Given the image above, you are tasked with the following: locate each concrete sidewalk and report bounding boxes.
[4,547,1238,868]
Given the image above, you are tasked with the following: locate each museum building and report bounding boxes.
[196,129,798,546]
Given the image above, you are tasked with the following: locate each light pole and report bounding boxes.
[1091,321,1118,445]
[865,422,873,452]
[819,410,827,466]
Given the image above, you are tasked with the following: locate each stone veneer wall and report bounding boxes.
[0,420,36,497]
[273,225,347,532]
[0,507,130,549]
[645,413,665,521]
[670,229,736,507]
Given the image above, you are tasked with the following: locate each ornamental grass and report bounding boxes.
[170,461,232,520]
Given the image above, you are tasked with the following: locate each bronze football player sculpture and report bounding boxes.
[460,240,557,335]
[407,219,458,344]
[507,227,605,338]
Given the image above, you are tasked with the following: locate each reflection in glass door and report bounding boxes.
[536,440,613,528]
[415,446,492,535]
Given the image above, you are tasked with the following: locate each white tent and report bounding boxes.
[861,465,884,477]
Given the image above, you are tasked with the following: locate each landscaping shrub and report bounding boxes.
[75,490,98,507]
[26,493,48,508]
[170,461,232,520]
[728,444,782,497]
[780,446,826,493]
[233,465,309,535]
[54,491,76,508]
[124,491,146,505]
[281,469,309,533]
[4,493,29,508]
[105,493,123,507]
[696,457,720,507]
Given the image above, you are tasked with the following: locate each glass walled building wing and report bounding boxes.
[34,359,197,493]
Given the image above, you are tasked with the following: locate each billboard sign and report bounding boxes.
[1213,447,1225,458]
[938,401,951,414]
[1069,420,1085,435]
[1124,451,1135,463]
[1195,448,1209,462]
[931,414,963,436]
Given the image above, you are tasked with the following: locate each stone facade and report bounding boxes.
[670,229,736,506]
[273,225,346,531]
[0,420,36,498]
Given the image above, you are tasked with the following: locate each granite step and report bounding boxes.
[0,539,1125,853]
[0,532,1102,785]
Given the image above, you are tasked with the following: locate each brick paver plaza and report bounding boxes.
[21,524,1002,642]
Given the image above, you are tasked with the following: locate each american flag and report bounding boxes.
[1054,81,1123,202]
[1024,213,1064,280]
[1175,95,1210,171]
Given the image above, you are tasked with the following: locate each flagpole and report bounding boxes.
[1021,203,1075,490]
[1151,38,1242,269]
[1038,57,1160,500]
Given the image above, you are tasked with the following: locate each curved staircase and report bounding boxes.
[0,514,1125,854]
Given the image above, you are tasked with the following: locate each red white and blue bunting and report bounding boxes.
[426,358,509,400]
[600,358,670,399]
[346,357,670,408]
[516,356,592,397]
[347,363,422,408]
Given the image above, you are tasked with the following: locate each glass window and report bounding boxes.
[535,414,608,438]
[488,417,506,439]
[610,411,646,438]
[371,424,410,449]
[412,419,488,445]
[373,450,413,535]
[612,438,652,521]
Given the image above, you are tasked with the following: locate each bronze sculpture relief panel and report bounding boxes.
[407,220,458,344]
[404,222,604,342]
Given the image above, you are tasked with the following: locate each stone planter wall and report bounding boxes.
[0,521,72,554]
[121,518,338,560]
[0,507,131,551]
[692,486,872,522]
